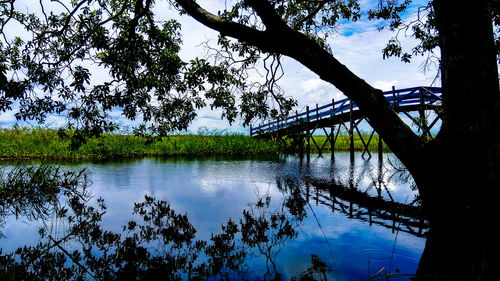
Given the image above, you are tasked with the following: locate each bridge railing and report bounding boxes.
[251,86,442,136]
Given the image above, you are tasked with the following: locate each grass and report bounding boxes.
[0,127,390,159]
[0,127,278,159]
[305,135,391,153]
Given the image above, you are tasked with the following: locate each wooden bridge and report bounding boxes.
[251,86,442,159]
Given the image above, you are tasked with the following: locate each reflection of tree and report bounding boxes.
[1,194,206,280]
[0,164,89,235]
[0,169,317,280]
[277,178,308,221]
[292,255,330,281]
[241,194,302,279]
[202,218,246,278]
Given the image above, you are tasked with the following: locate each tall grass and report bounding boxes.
[307,135,391,153]
[0,127,390,159]
[0,127,278,159]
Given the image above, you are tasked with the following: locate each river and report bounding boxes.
[0,152,426,280]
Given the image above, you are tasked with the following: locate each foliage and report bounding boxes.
[0,0,277,144]
[0,164,88,228]
[369,1,500,64]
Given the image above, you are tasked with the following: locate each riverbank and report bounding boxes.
[0,127,390,159]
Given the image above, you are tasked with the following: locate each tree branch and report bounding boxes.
[244,0,289,31]
[175,0,266,42]
[174,0,424,168]
[291,1,327,30]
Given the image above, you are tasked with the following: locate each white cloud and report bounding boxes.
[373,80,398,91]
[301,78,329,93]
[1,0,440,135]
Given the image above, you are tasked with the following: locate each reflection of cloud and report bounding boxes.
[200,178,221,193]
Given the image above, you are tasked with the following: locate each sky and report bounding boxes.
[1,0,440,135]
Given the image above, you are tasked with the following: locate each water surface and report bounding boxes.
[0,153,426,280]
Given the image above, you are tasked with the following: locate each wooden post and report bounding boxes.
[392,214,396,233]
[378,133,383,162]
[306,106,310,155]
[316,187,319,206]
[314,103,322,155]
[377,158,383,197]
[306,182,310,202]
[276,117,280,144]
[349,100,354,161]
[392,86,397,108]
[296,110,301,152]
[419,87,427,139]
[331,98,335,160]
[285,116,288,146]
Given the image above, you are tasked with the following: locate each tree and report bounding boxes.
[0,0,499,279]
[0,0,269,144]
[172,0,500,279]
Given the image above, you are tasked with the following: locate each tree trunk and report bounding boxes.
[413,0,500,279]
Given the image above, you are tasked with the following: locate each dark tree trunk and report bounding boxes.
[414,0,500,279]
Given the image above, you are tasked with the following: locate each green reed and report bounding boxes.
[307,135,391,153]
[0,127,278,159]
[0,127,390,159]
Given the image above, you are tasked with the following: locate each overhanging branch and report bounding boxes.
[175,0,266,41]
[244,0,289,31]
[174,0,425,168]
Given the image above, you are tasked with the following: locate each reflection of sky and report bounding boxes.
[0,152,425,279]
[277,200,425,280]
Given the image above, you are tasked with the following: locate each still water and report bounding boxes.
[0,152,426,280]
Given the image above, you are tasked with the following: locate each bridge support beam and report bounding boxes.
[306,106,310,157]
[419,88,427,139]
[378,134,383,162]
[331,99,335,160]
[349,100,355,162]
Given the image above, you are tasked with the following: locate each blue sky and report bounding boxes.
[0,0,439,135]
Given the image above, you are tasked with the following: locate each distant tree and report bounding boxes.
[0,0,499,279]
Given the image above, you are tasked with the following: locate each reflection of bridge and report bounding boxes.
[251,86,442,158]
[281,157,429,238]
[306,178,428,238]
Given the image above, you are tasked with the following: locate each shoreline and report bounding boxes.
[0,127,390,160]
